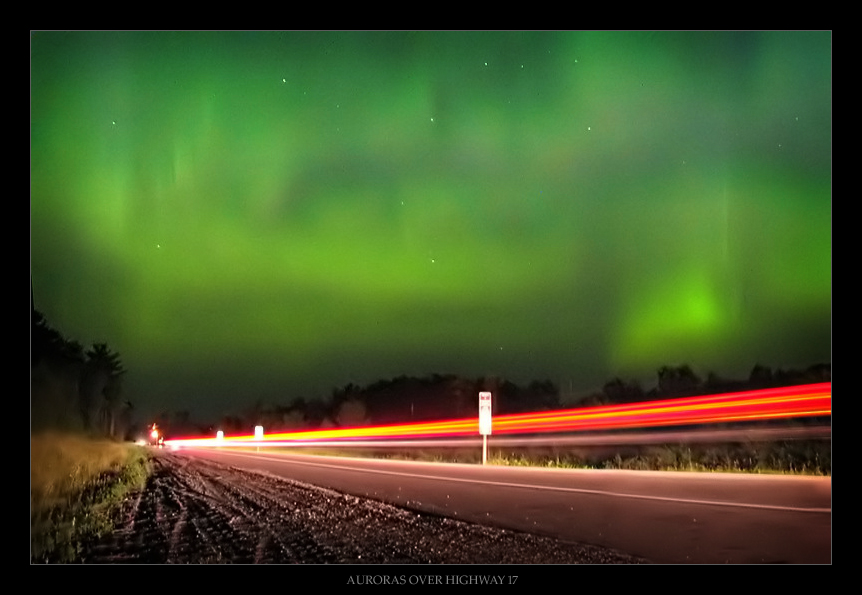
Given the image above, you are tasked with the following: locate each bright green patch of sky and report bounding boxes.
[31,31,831,420]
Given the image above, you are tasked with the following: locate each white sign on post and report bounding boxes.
[254,425,264,451]
[479,392,492,435]
[479,391,492,465]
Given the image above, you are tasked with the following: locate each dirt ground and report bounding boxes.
[80,451,646,564]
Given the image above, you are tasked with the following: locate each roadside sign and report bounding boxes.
[479,391,492,465]
[254,425,264,452]
[479,392,492,435]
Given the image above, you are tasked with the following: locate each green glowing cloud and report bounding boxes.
[31,31,831,418]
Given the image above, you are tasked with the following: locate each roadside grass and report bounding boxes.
[30,432,151,563]
[276,440,830,476]
[489,441,831,475]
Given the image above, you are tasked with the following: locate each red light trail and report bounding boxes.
[164,382,831,449]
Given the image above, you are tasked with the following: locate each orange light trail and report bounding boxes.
[164,382,831,448]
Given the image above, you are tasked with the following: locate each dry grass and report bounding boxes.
[31,432,135,508]
[30,432,150,563]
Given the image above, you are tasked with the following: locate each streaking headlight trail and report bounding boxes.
[164,382,831,448]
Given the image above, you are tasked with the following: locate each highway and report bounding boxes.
[175,447,831,564]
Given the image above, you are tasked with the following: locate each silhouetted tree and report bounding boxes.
[601,378,645,404]
[117,400,134,440]
[279,397,310,429]
[804,363,831,383]
[749,364,774,388]
[280,408,306,430]
[302,399,333,428]
[31,311,88,432]
[657,364,701,397]
[577,390,610,407]
[702,371,746,395]
[334,398,369,427]
[219,415,245,434]
[446,375,476,418]
[83,343,126,437]
[31,309,136,437]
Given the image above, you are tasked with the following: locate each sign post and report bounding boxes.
[254,425,264,452]
[479,391,492,465]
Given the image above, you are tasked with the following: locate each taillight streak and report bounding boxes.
[164,382,831,448]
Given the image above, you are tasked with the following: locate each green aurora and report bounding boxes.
[30,31,832,421]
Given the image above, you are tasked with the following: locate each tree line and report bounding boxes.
[182,361,829,438]
[32,307,830,440]
[31,309,129,438]
[575,362,831,407]
[162,375,561,438]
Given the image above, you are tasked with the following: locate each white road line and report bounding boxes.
[202,450,831,514]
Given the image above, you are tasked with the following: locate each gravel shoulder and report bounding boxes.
[81,451,647,564]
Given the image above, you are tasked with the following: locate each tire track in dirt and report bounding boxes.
[81,451,647,564]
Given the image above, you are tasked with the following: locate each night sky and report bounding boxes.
[30,31,832,422]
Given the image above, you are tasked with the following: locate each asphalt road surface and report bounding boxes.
[176,447,831,564]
